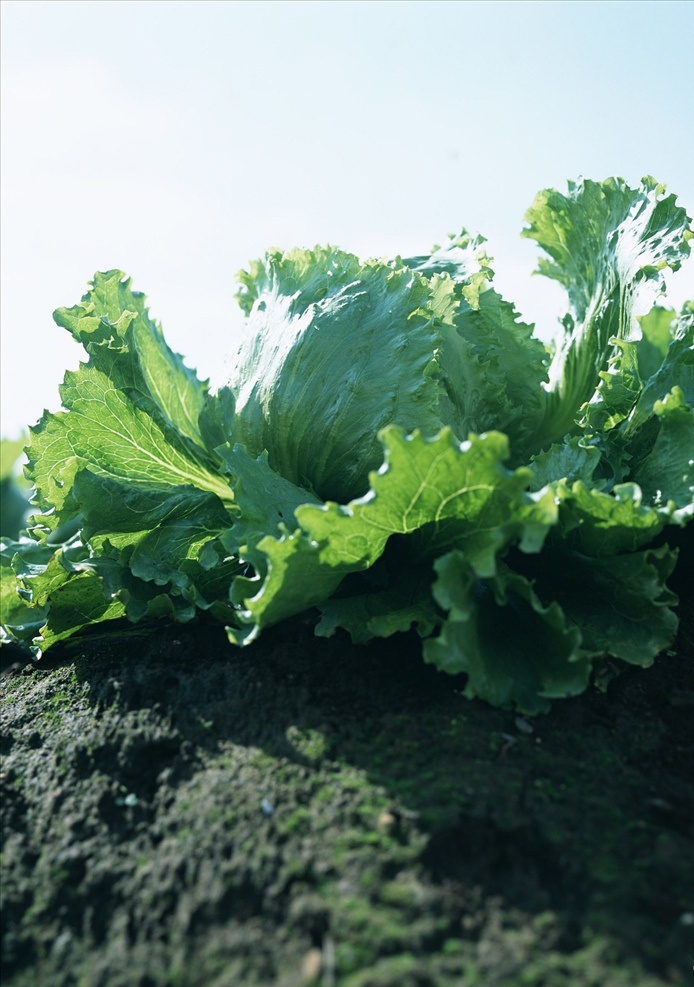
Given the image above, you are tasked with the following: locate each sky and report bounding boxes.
[2,0,693,439]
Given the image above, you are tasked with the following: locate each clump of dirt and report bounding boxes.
[1,605,692,986]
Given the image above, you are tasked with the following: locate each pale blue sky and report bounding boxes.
[2,0,693,437]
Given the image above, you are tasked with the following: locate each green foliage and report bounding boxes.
[1,176,692,712]
[0,437,30,539]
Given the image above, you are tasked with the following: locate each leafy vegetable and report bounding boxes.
[1,176,692,712]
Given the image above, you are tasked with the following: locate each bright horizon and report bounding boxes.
[2,0,693,439]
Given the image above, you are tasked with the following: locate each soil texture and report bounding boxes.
[1,600,693,986]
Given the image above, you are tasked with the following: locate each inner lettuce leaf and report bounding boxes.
[2,176,691,714]
[229,242,550,500]
[229,248,451,503]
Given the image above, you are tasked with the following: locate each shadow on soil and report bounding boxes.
[1,597,693,987]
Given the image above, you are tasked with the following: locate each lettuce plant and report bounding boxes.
[1,176,692,712]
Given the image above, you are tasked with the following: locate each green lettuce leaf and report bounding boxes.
[0,535,126,651]
[13,272,243,650]
[314,561,440,645]
[435,287,549,463]
[524,176,692,449]
[227,426,556,642]
[423,553,587,715]
[54,270,209,448]
[400,229,493,308]
[26,552,127,651]
[514,543,679,667]
[229,248,449,502]
[1,538,50,644]
[613,305,694,519]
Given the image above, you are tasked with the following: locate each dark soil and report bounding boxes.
[1,599,693,986]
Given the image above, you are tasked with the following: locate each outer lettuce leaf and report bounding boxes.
[422,529,678,712]
[549,480,665,557]
[552,304,694,520]
[637,306,679,381]
[0,536,126,651]
[228,427,556,643]
[54,270,208,449]
[507,474,681,677]
[630,306,694,431]
[515,543,679,667]
[292,428,555,569]
[216,443,322,552]
[423,553,587,715]
[531,307,694,522]
[314,562,440,645]
[71,472,233,585]
[1,539,50,644]
[524,177,692,449]
[28,363,235,532]
[612,306,694,519]
[13,272,245,650]
[27,553,127,651]
[629,390,693,520]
